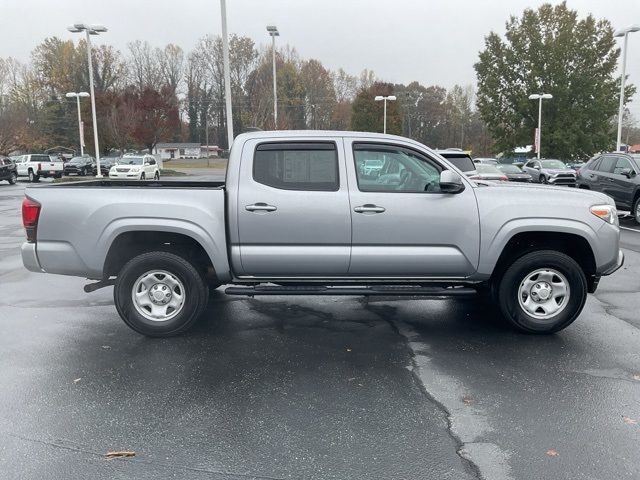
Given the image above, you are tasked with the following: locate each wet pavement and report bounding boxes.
[1,179,639,479]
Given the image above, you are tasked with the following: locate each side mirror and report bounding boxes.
[533,165,541,170]
[620,167,634,178]
[440,170,465,194]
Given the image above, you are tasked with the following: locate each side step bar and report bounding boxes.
[225,285,477,297]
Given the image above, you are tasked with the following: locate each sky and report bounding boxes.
[1,0,639,114]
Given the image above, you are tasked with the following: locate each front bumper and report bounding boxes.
[602,249,624,276]
[547,176,576,186]
[109,172,140,178]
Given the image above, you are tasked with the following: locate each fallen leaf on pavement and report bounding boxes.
[546,449,559,457]
[105,450,135,459]
[73,378,82,384]
[462,395,473,406]
[623,416,637,425]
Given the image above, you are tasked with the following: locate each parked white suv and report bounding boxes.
[109,154,160,180]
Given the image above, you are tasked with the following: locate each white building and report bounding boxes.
[154,143,202,160]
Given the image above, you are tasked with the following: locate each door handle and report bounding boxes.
[354,204,386,214]
[245,203,277,212]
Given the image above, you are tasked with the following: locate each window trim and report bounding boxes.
[352,142,444,194]
[595,155,617,174]
[252,141,340,192]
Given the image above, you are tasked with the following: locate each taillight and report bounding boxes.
[500,175,509,181]
[22,197,41,243]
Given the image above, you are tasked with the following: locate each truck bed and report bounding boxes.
[34,179,225,189]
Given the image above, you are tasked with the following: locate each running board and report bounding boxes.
[224,285,477,297]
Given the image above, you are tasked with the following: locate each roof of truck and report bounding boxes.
[236,130,416,142]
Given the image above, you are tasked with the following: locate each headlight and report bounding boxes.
[590,204,618,225]
[130,168,139,172]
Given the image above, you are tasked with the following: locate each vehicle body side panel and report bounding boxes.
[24,186,229,281]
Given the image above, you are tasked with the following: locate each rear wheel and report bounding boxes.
[154,171,160,180]
[634,196,640,225]
[497,250,587,334]
[114,251,209,337]
[28,170,39,183]
[8,172,17,184]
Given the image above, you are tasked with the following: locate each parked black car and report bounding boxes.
[577,152,640,224]
[96,157,119,176]
[0,156,18,184]
[64,156,96,176]
[496,164,533,182]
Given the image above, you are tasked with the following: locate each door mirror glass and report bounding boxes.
[534,165,541,170]
[439,170,465,194]
[619,167,634,178]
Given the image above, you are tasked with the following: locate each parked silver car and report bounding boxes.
[522,159,576,186]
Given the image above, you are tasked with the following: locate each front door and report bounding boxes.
[236,138,351,277]
[345,139,480,278]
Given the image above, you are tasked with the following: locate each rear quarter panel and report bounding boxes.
[26,185,229,280]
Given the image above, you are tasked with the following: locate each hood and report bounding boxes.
[542,168,575,175]
[475,180,612,203]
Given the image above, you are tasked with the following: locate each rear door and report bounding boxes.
[236,138,351,277]
[594,155,618,201]
[345,139,480,278]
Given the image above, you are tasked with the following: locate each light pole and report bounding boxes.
[220,0,234,149]
[374,95,396,134]
[267,25,279,129]
[67,23,107,177]
[528,93,553,159]
[65,92,90,156]
[614,25,640,152]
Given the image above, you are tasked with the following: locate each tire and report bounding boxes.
[114,251,209,337]
[634,196,640,225]
[140,172,146,180]
[8,172,17,185]
[80,168,86,176]
[154,171,160,180]
[540,175,548,184]
[28,170,39,183]
[497,250,587,334]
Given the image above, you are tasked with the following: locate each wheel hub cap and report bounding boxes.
[132,270,185,322]
[518,269,570,320]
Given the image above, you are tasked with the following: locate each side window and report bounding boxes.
[149,158,156,165]
[613,157,633,175]
[353,144,442,193]
[596,156,616,173]
[253,142,338,191]
[588,157,601,171]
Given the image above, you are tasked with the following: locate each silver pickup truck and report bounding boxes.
[21,131,623,337]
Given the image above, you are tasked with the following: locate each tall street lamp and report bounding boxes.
[220,0,234,149]
[66,92,90,156]
[374,95,396,134]
[267,25,279,129]
[614,25,640,152]
[528,93,553,159]
[67,23,107,177]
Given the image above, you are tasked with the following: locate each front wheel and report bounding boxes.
[140,172,146,180]
[497,250,587,334]
[633,197,640,225]
[154,171,160,180]
[114,251,209,337]
[540,175,548,184]
[8,173,17,184]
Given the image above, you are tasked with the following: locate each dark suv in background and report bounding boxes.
[577,152,640,224]
[63,156,96,176]
[0,157,18,184]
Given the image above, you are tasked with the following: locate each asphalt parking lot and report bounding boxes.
[1,179,640,480]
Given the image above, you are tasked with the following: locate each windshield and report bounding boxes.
[497,164,522,173]
[541,160,566,169]
[69,157,88,164]
[442,155,476,172]
[122,156,144,165]
[476,164,501,174]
